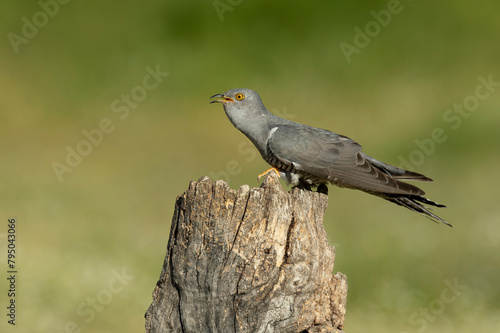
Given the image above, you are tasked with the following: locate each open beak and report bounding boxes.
[210,93,234,104]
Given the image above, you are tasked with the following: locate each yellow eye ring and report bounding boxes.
[235,93,245,101]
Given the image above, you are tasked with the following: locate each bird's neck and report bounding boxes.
[226,111,275,157]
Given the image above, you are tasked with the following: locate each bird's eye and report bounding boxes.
[235,93,245,101]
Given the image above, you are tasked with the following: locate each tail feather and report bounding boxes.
[360,154,449,225]
[411,195,446,208]
[383,194,452,227]
[362,153,433,182]
[394,170,433,182]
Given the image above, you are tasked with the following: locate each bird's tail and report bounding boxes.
[382,194,452,227]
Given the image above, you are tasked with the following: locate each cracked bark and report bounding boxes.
[145,172,348,333]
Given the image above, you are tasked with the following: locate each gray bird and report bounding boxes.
[210,88,450,227]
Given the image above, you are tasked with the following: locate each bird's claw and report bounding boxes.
[257,167,281,183]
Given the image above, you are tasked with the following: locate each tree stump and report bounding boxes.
[145,172,348,333]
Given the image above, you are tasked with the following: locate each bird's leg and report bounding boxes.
[257,167,281,183]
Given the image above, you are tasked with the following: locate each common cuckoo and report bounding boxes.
[210,88,450,226]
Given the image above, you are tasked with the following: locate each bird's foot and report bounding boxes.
[317,183,329,195]
[257,167,281,183]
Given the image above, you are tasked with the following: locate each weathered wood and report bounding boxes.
[145,172,347,333]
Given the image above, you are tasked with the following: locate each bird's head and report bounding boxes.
[210,88,273,151]
[210,88,268,120]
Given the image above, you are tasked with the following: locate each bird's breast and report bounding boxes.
[265,155,327,187]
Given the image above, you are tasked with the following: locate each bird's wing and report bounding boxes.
[267,124,424,195]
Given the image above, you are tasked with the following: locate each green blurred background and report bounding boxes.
[1,1,499,332]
